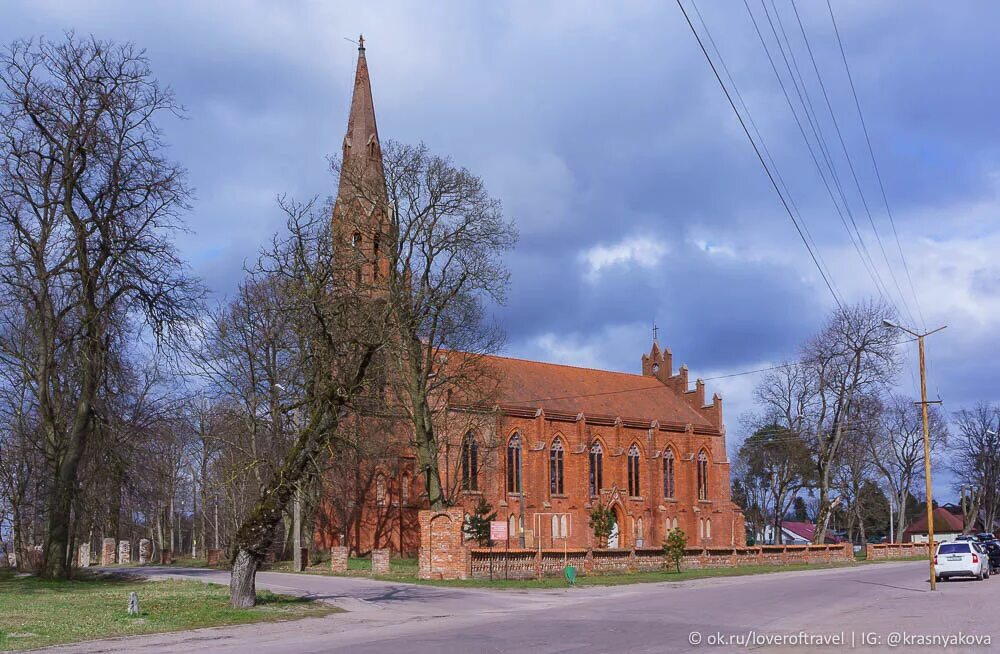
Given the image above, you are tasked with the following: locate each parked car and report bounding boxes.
[981,541,1000,574]
[935,541,989,581]
[977,533,996,542]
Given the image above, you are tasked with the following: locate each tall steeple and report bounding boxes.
[333,35,391,292]
[340,34,383,188]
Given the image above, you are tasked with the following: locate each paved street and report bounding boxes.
[39,561,998,653]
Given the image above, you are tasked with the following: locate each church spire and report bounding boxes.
[341,34,381,174]
[333,36,391,293]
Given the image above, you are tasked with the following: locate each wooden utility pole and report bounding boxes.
[884,321,946,590]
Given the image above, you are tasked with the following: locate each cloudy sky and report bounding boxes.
[5,1,998,499]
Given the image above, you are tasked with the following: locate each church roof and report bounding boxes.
[479,353,716,429]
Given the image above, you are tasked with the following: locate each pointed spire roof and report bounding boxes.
[342,34,380,169]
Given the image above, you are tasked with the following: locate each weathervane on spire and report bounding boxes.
[652,323,659,343]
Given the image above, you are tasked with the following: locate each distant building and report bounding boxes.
[759,521,843,545]
[314,39,746,555]
[902,505,972,543]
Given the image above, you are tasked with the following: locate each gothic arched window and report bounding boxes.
[375,474,386,507]
[549,437,564,495]
[461,433,478,492]
[352,231,361,247]
[401,474,410,505]
[589,441,604,496]
[697,450,709,501]
[506,433,522,494]
[627,443,641,497]
[663,448,675,499]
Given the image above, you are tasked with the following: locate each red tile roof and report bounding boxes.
[903,507,966,535]
[475,353,715,427]
[781,521,844,544]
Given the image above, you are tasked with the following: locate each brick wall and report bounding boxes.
[372,548,390,575]
[330,546,348,573]
[101,538,116,566]
[865,542,933,560]
[460,543,854,579]
[418,508,469,580]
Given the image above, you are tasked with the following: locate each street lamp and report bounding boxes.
[883,319,947,590]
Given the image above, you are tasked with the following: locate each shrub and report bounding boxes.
[590,503,615,547]
[663,528,687,573]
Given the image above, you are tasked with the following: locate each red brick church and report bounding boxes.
[315,39,746,555]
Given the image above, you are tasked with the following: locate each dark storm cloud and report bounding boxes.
[3,1,999,500]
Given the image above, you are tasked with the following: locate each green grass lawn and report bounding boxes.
[0,570,340,652]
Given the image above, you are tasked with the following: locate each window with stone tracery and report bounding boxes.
[627,443,641,497]
[663,448,675,499]
[589,441,603,496]
[506,433,522,494]
[375,474,386,507]
[461,433,478,492]
[549,437,564,495]
[697,450,709,500]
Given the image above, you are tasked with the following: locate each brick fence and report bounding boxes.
[418,510,932,581]
[465,543,853,579]
[865,542,933,560]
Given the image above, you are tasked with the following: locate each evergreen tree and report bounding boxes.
[463,497,497,546]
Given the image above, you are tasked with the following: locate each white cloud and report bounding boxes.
[579,235,668,281]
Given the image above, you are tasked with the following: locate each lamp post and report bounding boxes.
[883,320,946,590]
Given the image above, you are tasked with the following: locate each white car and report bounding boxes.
[935,541,989,581]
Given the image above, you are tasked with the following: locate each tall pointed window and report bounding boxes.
[506,433,522,494]
[627,443,641,497]
[372,233,381,280]
[697,451,709,500]
[352,231,361,247]
[375,474,386,507]
[461,433,478,491]
[401,474,410,505]
[663,448,675,499]
[549,438,564,495]
[589,441,604,496]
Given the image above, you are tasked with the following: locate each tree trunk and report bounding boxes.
[40,463,77,578]
[895,493,907,543]
[229,548,259,608]
[814,484,832,545]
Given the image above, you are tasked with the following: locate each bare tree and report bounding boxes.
[737,423,812,545]
[334,141,516,510]
[951,403,1000,534]
[0,35,202,577]
[754,300,899,545]
[868,394,948,541]
[224,198,384,607]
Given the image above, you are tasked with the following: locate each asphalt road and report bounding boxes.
[41,561,998,653]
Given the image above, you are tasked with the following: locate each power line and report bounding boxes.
[823,0,926,331]
[689,1,843,303]
[676,0,844,310]
[743,0,896,315]
[786,0,918,329]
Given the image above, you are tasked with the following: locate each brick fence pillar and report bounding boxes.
[78,543,91,568]
[118,540,131,565]
[207,549,223,566]
[101,538,116,566]
[138,539,152,565]
[330,546,348,573]
[372,548,390,575]
[418,508,469,580]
